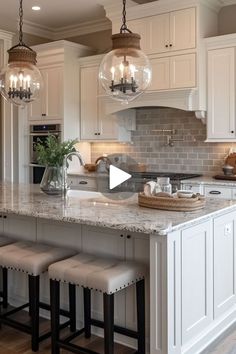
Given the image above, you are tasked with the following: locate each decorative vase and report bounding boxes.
[40,166,64,195]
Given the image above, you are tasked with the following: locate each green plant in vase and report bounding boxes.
[35,135,77,195]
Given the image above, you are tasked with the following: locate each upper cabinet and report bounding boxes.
[79,56,135,142]
[28,66,63,121]
[28,41,93,140]
[205,34,236,142]
[127,8,196,56]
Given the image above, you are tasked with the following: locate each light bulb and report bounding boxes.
[0,61,43,107]
[99,33,152,103]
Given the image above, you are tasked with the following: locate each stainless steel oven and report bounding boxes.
[29,124,61,184]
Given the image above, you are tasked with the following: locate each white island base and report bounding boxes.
[0,186,236,354]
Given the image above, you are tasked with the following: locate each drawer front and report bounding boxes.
[68,176,97,190]
[204,186,232,199]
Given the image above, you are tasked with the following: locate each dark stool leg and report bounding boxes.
[2,268,8,309]
[50,279,60,354]
[84,288,91,338]
[29,275,40,352]
[136,279,145,354]
[104,293,114,354]
[69,283,76,332]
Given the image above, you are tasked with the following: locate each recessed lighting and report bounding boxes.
[32,6,41,11]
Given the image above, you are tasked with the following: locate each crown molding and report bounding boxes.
[22,18,111,41]
[220,0,236,5]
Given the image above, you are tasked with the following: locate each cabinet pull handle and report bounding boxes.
[42,113,47,117]
[127,235,131,239]
[209,191,221,195]
[79,181,88,185]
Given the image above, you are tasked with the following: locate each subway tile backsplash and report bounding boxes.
[91,108,236,176]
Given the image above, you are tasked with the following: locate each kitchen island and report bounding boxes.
[1,183,236,354]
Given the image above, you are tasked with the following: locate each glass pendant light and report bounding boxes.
[99,0,152,103]
[0,0,43,107]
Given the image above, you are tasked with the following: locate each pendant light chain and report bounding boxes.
[120,0,132,33]
[19,0,24,45]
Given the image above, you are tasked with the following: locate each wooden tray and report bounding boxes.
[138,193,206,211]
[214,175,236,181]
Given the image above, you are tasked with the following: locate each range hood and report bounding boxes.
[100,88,206,121]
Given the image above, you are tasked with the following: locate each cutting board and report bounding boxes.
[225,153,236,174]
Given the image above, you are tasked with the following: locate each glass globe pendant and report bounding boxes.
[0,0,43,107]
[99,0,152,103]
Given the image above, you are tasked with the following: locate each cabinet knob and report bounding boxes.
[127,235,131,239]
[165,44,169,48]
[0,215,2,218]
[169,44,173,47]
[94,133,98,136]
[42,113,46,117]
[97,133,101,136]
[3,215,7,219]
[120,234,124,238]
[231,131,234,134]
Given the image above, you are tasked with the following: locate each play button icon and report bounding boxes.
[109,165,132,190]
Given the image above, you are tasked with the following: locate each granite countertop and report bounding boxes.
[0,183,236,236]
[68,171,108,179]
[181,176,236,187]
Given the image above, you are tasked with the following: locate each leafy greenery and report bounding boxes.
[35,135,77,167]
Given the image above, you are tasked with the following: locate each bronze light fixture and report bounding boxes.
[99,0,152,103]
[0,0,43,107]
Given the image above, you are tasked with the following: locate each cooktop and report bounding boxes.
[131,172,202,180]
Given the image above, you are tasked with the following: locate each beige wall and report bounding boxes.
[218,5,236,35]
[67,30,112,54]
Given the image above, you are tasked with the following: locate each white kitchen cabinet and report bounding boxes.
[29,66,63,121]
[128,7,196,55]
[207,47,235,140]
[205,185,232,199]
[181,221,213,344]
[213,212,236,319]
[67,174,97,191]
[149,54,196,91]
[80,65,118,141]
[181,183,202,194]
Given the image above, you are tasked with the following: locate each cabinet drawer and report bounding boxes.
[68,176,97,191]
[205,186,232,199]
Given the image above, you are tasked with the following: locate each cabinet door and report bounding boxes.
[170,53,196,89]
[214,213,236,319]
[80,66,98,140]
[149,13,170,54]
[205,186,232,199]
[28,67,63,121]
[98,101,118,140]
[45,67,63,120]
[208,48,235,140]
[127,18,149,54]
[170,8,196,51]
[181,221,213,344]
[148,57,170,90]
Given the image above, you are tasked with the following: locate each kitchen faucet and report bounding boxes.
[63,151,85,197]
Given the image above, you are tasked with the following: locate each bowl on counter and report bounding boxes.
[84,164,97,172]
[222,164,234,176]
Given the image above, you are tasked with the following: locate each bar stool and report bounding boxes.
[49,253,147,354]
[0,236,16,308]
[0,240,77,352]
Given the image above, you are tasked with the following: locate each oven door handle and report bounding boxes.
[29,132,61,136]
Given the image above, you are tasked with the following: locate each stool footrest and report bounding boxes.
[64,328,85,343]
[39,301,70,317]
[1,303,29,317]
[0,317,31,334]
[59,340,99,354]
[91,318,139,339]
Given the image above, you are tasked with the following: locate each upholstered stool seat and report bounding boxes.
[0,241,77,352]
[49,253,147,354]
[49,253,146,294]
[0,236,16,308]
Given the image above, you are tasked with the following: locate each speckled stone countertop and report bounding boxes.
[181,176,236,187]
[1,183,236,236]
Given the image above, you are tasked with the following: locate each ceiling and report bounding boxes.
[0,0,158,33]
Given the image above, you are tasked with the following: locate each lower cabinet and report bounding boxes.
[181,221,213,344]
[213,212,236,319]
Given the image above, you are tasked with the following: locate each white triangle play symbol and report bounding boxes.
[109,165,132,190]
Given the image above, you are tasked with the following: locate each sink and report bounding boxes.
[66,189,101,200]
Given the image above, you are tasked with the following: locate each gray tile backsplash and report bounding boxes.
[91,108,236,175]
